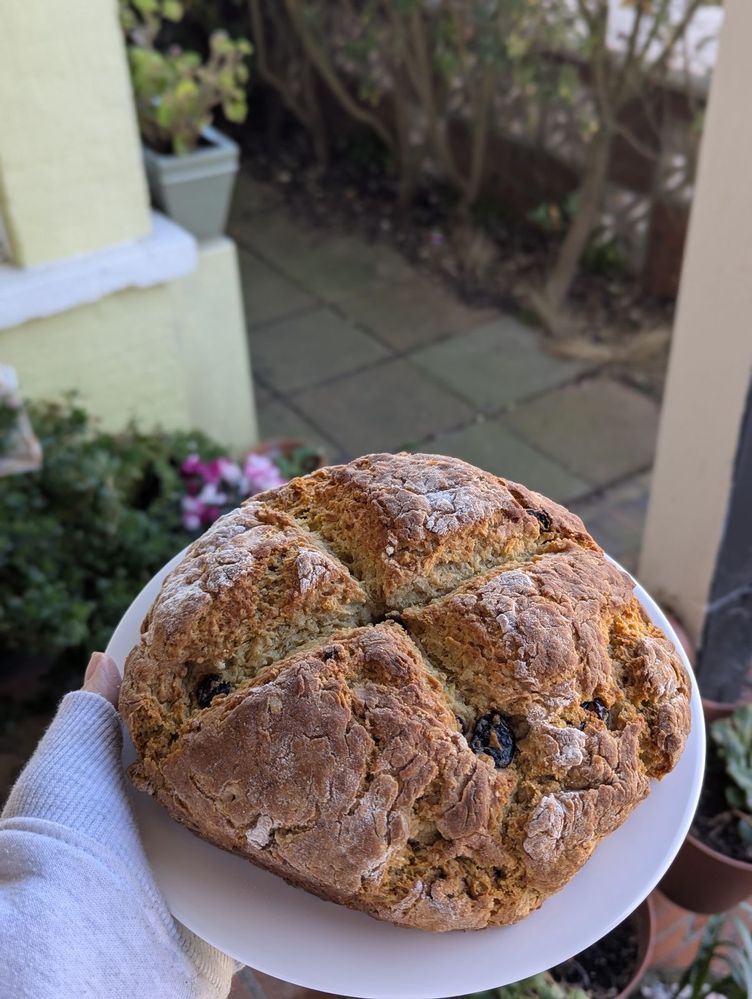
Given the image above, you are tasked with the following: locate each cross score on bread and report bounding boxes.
[119,452,691,932]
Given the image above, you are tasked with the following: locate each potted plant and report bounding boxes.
[660,704,752,913]
[459,899,655,999]
[636,905,752,998]
[121,0,252,239]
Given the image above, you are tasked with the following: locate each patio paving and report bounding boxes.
[234,167,656,573]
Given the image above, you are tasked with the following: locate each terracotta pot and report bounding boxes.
[659,829,752,913]
[702,697,739,724]
[615,896,656,999]
[553,898,655,999]
[659,702,752,912]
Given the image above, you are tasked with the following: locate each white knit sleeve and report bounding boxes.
[0,691,236,999]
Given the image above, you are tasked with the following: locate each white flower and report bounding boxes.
[198,482,228,506]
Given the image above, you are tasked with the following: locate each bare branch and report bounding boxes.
[613,0,648,101]
[284,0,396,153]
[461,64,495,212]
[614,120,659,161]
[574,0,597,33]
[637,0,704,88]
[584,1,613,128]
[408,7,464,189]
[248,0,314,130]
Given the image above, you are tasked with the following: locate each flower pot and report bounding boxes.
[616,897,656,999]
[142,126,239,240]
[702,697,738,724]
[659,829,752,913]
[658,702,752,912]
[551,897,655,999]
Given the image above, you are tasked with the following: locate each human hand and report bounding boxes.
[81,651,121,707]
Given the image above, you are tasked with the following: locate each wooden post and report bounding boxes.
[639,0,752,698]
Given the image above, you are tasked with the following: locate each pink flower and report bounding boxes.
[197,482,228,506]
[243,453,286,491]
[203,459,225,484]
[218,458,243,485]
[180,454,227,484]
[181,453,204,476]
[181,494,206,531]
[182,511,201,531]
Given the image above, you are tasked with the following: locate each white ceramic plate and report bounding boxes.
[107,550,705,999]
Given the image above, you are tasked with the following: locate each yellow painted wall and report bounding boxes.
[1,242,258,451]
[170,239,258,451]
[0,0,150,265]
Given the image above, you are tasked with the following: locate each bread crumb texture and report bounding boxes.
[120,453,691,931]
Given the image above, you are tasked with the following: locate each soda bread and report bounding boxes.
[119,453,691,931]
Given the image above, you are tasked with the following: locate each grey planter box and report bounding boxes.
[143,126,239,240]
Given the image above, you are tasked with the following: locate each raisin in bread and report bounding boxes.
[119,452,691,932]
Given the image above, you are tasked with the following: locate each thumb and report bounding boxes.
[82,652,122,707]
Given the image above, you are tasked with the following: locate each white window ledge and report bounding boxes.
[0,212,198,330]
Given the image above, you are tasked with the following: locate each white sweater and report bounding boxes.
[0,691,236,998]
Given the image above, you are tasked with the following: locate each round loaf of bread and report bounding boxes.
[120,452,691,932]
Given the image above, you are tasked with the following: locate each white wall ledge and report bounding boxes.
[0,212,197,330]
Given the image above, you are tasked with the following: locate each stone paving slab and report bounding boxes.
[229,172,283,225]
[239,249,315,329]
[411,316,587,412]
[251,378,273,407]
[344,275,498,352]
[257,397,339,460]
[291,358,475,456]
[507,377,659,487]
[427,418,590,503]
[235,210,413,302]
[570,472,652,572]
[249,307,389,394]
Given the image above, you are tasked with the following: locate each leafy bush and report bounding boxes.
[121,0,252,154]
[0,398,324,662]
[712,705,752,848]
[0,399,220,656]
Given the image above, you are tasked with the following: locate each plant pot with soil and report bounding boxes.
[458,898,655,999]
[121,0,251,239]
[659,703,752,913]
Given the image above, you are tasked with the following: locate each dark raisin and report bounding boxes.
[322,646,338,661]
[581,698,609,723]
[527,508,553,531]
[469,711,515,768]
[196,674,232,708]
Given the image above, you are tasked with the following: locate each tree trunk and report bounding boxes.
[537,126,613,333]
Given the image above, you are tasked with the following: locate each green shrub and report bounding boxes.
[0,398,221,657]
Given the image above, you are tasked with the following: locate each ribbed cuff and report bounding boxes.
[1,691,137,848]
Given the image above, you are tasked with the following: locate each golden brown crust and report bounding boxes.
[119,452,691,931]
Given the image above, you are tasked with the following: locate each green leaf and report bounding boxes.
[161,0,182,22]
